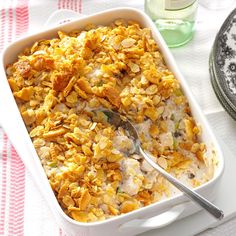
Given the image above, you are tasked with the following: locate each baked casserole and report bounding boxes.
[6,19,215,223]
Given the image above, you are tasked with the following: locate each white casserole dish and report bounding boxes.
[0,8,224,236]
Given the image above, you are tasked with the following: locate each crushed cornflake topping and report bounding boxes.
[7,19,214,223]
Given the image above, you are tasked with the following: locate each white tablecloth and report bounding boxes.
[1,0,236,235]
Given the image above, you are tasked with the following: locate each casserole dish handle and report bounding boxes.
[44,9,85,28]
[119,203,186,234]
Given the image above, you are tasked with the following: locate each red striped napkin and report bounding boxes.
[0,1,29,235]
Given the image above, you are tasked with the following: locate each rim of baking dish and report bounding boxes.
[1,7,224,227]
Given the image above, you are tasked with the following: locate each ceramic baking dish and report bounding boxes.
[0,8,224,236]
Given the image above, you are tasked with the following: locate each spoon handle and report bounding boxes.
[139,147,224,220]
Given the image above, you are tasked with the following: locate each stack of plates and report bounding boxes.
[210,8,236,120]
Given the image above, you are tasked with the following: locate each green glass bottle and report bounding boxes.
[145,0,198,47]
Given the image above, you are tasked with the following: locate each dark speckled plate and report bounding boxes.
[210,8,236,120]
[210,52,236,120]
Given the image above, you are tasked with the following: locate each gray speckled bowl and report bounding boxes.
[210,52,236,120]
[210,8,236,120]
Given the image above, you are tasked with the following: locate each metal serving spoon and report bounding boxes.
[98,109,224,220]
